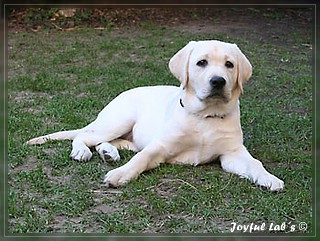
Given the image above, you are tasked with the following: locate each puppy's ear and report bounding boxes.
[169,41,196,89]
[235,45,252,93]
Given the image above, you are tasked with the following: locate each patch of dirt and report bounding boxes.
[7,8,313,46]
[151,178,181,198]
[51,215,68,230]
[42,165,73,185]
[90,203,116,214]
[10,90,53,103]
[9,156,38,173]
[89,188,122,211]
[173,8,312,52]
[49,215,88,232]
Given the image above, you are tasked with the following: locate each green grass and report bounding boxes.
[7,14,313,234]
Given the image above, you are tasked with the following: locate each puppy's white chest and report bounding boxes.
[168,117,243,165]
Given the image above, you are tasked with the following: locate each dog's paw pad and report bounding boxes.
[102,151,113,160]
[96,143,120,162]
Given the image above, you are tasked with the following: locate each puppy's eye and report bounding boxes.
[225,61,234,68]
[196,59,208,67]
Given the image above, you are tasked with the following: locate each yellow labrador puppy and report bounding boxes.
[27,40,284,191]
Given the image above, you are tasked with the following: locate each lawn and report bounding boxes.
[6,8,313,235]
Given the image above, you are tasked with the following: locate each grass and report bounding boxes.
[7,9,313,235]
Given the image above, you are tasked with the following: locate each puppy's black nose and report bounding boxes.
[210,76,226,89]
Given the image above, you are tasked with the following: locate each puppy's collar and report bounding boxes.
[179,98,225,119]
[205,114,225,119]
[179,98,185,108]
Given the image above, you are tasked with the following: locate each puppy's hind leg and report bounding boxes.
[95,139,139,162]
[70,131,108,161]
[110,139,139,152]
[70,93,138,161]
[95,142,120,162]
[70,126,135,162]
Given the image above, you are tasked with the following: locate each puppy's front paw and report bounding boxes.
[103,166,138,187]
[269,177,284,192]
[256,173,284,192]
[70,145,92,161]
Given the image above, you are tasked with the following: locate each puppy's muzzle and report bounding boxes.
[209,76,226,97]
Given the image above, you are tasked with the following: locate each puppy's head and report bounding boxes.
[169,40,252,105]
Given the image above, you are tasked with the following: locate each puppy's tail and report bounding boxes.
[26,129,81,145]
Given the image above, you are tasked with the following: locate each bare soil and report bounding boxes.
[8,8,313,45]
